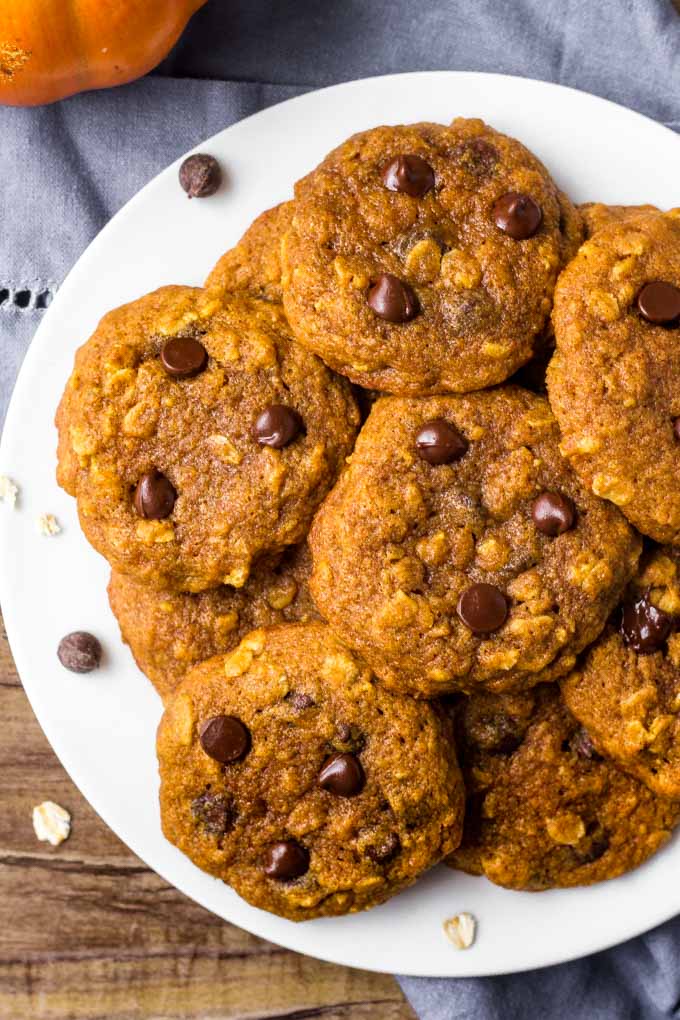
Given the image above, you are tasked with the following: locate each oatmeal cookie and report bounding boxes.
[548,207,680,542]
[310,387,640,697]
[282,118,582,395]
[56,286,359,591]
[205,202,293,302]
[157,622,465,920]
[109,543,318,700]
[448,685,680,889]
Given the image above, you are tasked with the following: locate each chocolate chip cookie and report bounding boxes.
[562,545,680,799]
[548,207,680,543]
[56,286,359,591]
[157,622,465,920]
[205,202,293,302]
[108,543,318,700]
[448,685,680,889]
[310,387,640,697]
[282,118,582,395]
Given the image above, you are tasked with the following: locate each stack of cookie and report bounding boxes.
[56,117,680,921]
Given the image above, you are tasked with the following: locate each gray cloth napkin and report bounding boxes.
[3,1,680,1016]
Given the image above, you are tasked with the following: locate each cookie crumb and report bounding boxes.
[32,801,71,846]
[37,512,61,536]
[443,912,476,950]
[0,475,18,508]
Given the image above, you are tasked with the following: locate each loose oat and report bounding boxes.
[0,474,18,508]
[32,801,71,846]
[37,512,61,536]
[443,912,477,950]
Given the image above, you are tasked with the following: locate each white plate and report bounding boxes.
[1,71,679,978]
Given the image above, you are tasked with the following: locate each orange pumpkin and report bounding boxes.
[0,0,207,107]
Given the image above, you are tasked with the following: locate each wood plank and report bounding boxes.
[0,614,414,1020]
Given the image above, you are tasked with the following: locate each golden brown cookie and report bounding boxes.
[205,202,293,302]
[562,545,680,799]
[157,622,465,921]
[108,543,319,700]
[282,118,582,395]
[548,207,680,543]
[448,685,680,889]
[310,387,640,698]
[56,286,359,591]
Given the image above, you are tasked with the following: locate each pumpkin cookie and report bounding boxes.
[548,207,680,543]
[56,286,359,591]
[562,545,680,800]
[205,201,293,302]
[448,686,680,889]
[157,622,465,921]
[109,543,318,700]
[310,387,640,697]
[282,118,582,395]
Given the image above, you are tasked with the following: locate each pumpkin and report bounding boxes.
[0,0,207,107]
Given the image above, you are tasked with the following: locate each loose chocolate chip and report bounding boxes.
[532,492,576,536]
[133,470,176,520]
[191,791,235,837]
[493,192,543,240]
[366,832,401,864]
[570,727,601,761]
[457,583,508,634]
[381,154,435,197]
[318,752,365,797]
[160,336,208,379]
[637,281,680,325]
[178,153,222,198]
[254,404,303,449]
[57,631,102,673]
[263,840,309,880]
[367,273,418,323]
[199,715,250,764]
[620,595,673,653]
[415,418,468,465]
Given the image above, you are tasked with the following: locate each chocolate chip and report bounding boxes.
[57,631,102,673]
[673,417,680,441]
[263,840,309,880]
[199,715,250,764]
[381,154,435,197]
[160,336,208,379]
[620,595,673,653]
[191,791,235,837]
[367,273,418,323]
[178,153,222,198]
[452,138,499,178]
[133,470,176,519]
[289,692,315,711]
[493,192,543,240]
[574,835,609,865]
[570,727,601,761]
[415,418,468,465]
[457,583,508,634]
[532,492,576,536]
[637,281,680,325]
[318,752,365,797]
[476,714,525,754]
[366,832,401,864]
[254,405,303,449]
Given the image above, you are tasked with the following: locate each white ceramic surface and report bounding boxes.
[2,72,679,978]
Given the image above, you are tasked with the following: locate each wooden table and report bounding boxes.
[0,616,415,1019]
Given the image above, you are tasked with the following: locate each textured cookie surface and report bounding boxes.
[282,118,582,395]
[310,387,640,697]
[109,543,318,700]
[548,208,680,542]
[157,622,465,921]
[448,686,679,889]
[579,202,660,238]
[56,286,359,591]
[562,546,680,799]
[205,202,293,302]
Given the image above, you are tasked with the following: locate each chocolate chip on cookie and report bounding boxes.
[493,192,543,239]
[160,336,208,378]
[415,419,468,464]
[381,154,435,197]
[199,715,250,763]
[636,281,680,325]
[133,470,176,520]
[367,273,418,323]
[318,752,365,796]
[263,840,310,880]
[254,405,303,448]
[532,492,575,536]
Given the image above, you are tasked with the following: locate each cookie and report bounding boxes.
[108,543,319,700]
[56,286,359,591]
[579,202,660,238]
[157,622,465,920]
[548,207,680,543]
[562,545,680,799]
[448,685,680,889]
[282,118,582,395]
[310,387,640,697]
[205,202,293,302]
